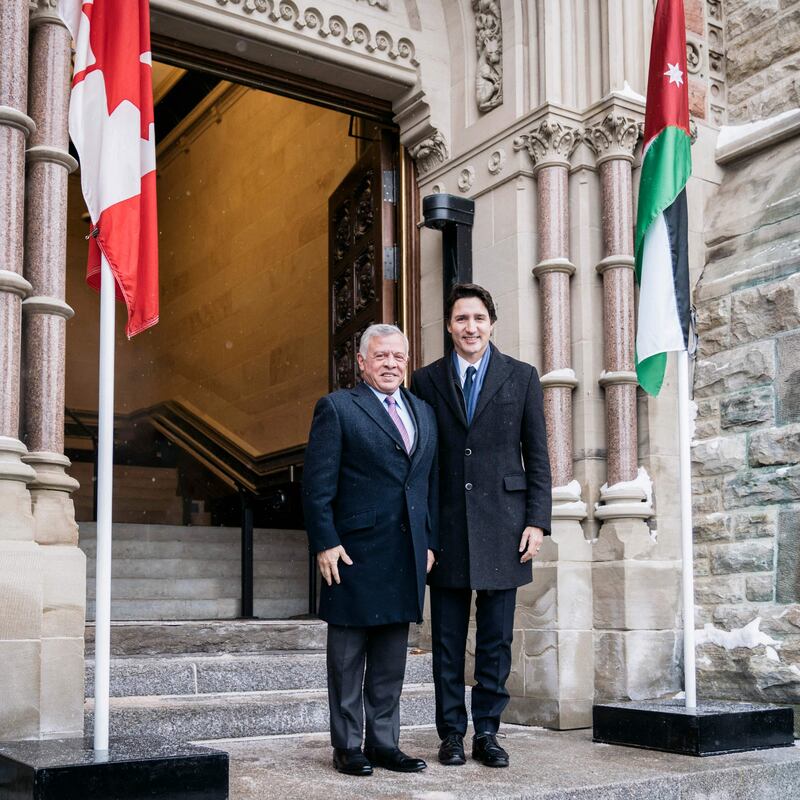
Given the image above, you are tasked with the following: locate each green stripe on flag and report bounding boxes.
[637,351,668,396]
[635,126,692,282]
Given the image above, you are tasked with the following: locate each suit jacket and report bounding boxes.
[411,344,551,590]
[302,381,439,626]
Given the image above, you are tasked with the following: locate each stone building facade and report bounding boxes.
[0,0,797,741]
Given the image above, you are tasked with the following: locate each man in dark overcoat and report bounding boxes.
[411,283,551,768]
[302,323,438,776]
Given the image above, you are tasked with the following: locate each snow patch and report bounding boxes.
[544,368,577,381]
[765,646,781,663]
[597,466,653,506]
[695,618,779,650]
[614,80,646,103]
[688,400,698,441]
[553,479,582,495]
[716,108,799,150]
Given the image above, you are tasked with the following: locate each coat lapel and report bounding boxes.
[402,388,427,467]
[470,344,513,426]
[351,381,409,456]
[431,354,468,429]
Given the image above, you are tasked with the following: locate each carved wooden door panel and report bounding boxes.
[329,133,397,390]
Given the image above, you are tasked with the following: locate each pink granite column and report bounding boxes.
[23,3,80,543]
[21,2,85,739]
[585,113,651,519]
[0,0,37,529]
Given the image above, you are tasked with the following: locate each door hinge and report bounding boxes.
[383,170,397,204]
[383,245,398,280]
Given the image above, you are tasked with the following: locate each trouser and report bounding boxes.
[326,621,410,749]
[429,585,516,739]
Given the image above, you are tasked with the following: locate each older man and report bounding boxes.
[302,324,438,776]
[411,283,551,768]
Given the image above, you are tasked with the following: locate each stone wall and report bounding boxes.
[726,0,800,122]
[692,131,800,728]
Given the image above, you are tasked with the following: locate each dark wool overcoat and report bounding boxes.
[302,381,439,627]
[410,344,551,590]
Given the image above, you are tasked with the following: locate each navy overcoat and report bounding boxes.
[411,344,551,590]
[302,381,439,627]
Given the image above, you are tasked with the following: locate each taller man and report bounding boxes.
[411,283,551,768]
[303,324,439,776]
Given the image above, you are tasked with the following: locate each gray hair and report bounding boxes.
[358,324,409,359]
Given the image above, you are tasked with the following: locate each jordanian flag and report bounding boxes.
[635,0,692,396]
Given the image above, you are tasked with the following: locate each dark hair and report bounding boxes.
[445,283,498,323]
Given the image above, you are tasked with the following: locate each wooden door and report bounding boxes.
[329,133,398,390]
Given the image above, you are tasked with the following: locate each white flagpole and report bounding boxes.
[677,348,697,709]
[93,254,116,751]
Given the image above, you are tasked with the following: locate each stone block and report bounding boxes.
[502,695,559,728]
[506,630,525,697]
[0,479,35,542]
[697,325,731,358]
[777,330,800,424]
[720,387,774,430]
[724,465,800,508]
[41,545,86,638]
[31,489,79,546]
[691,435,746,475]
[732,507,778,540]
[746,574,775,602]
[694,512,731,543]
[0,640,41,739]
[40,637,85,737]
[517,563,592,631]
[694,397,720,439]
[593,519,655,562]
[731,272,800,345]
[556,630,594,701]
[694,557,710,577]
[749,423,800,466]
[522,630,558,700]
[0,541,43,640]
[727,0,781,42]
[695,575,745,605]
[694,340,775,398]
[727,7,800,85]
[592,561,681,631]
[777,509,800,603]
[712,602,800,637]
[709,540,774,574]
[696,296,730,334]
[594,630,681,702]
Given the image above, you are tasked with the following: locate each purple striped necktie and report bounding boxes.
[384,396,411,453]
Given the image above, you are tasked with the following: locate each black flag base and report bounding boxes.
[0,737,228,799]
[593,700,794,757]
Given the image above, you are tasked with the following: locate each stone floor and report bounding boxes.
[209,724,800,800]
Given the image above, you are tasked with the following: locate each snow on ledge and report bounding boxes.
[696,618,779,650]
[597,466,653,506]
[716,107,800,165]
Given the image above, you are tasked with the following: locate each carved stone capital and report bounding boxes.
[354,0,389,8]
[473,0,503,113]
[409,130,448,175]
[513,119,581,172]
[29,0,66,29]
[583,114,641,165]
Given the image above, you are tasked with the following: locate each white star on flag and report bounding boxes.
[664,62,684,86]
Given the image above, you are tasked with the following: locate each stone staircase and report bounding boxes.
[84,620,438,741]
[79,523,309,620]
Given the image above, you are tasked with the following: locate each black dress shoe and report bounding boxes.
[472,733,509,768]
[438,733,466,766]
[364,746,427,773]
[332,747,373,776]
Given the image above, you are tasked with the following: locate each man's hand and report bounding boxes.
[317,545,353,586]
[427,549,436,574]
[519,526,544,563]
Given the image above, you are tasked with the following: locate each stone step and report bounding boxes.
[85,597,308,621]
[85,650,433,698]
[78,523,308,544]
[85,620,328,656]
[85,576,303,601]
[84,557,308,580]
[84,684,441,741]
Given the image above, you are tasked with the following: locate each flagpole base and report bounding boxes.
[0,737,228,799]
[592,700,794,756]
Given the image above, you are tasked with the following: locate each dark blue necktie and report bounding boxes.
[463,365,477,423]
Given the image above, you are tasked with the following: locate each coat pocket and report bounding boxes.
[503,473,527,491]
[336,508,376,534]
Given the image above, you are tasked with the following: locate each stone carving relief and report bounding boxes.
[513,119,581,167]
[487,148,506,175]
[214,1,418,66]
[583,114,641,160]
[686,41,702,74]
[473,1,503,112]
[354,0,389,9]
[457,166,475,193]
[409,131,449,175]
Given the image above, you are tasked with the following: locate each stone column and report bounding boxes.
[584,112,681,704]
[0,0,43,739]
[507,119,592,729]
[22,1,86,739]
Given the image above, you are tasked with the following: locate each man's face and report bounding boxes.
[357,333,408,394]
[447,296,494,362]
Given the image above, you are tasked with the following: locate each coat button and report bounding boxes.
[465,448,472,456]
[395,444,402,451]
[400,523,407,532]
[465,482,473,491]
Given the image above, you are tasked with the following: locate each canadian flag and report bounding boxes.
[59,0,158,337]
